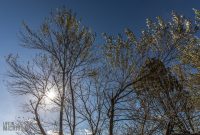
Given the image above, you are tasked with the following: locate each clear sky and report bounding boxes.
[0,0,200,135]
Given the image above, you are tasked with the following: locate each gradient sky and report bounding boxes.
[0,0,200,135]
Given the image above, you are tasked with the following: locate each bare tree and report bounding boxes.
[77,69,107,135]
[102,10,200,135]
[102,29,149,135]
[7,54,55,135]
[123,11,200,135]
[7,8,95,135]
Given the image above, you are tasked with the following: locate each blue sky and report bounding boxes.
[0,0,200,134]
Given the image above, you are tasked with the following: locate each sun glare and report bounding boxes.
[44,87,57,105]
[47,90,56,100]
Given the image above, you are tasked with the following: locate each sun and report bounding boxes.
[47,90,56,100]
[44,87,57,105]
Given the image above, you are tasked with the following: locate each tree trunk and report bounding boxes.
[109,99,115,135]
[59,72,66,135]
[70,76,76,135]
